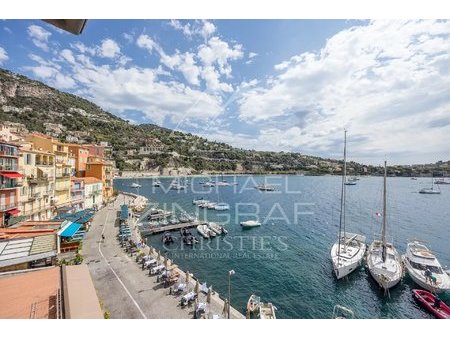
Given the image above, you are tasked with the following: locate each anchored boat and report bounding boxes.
[412,289,450,319]
[366,161,403,291]
[331,130,366,280]
[403,240,450,293]
[240,220,261,228]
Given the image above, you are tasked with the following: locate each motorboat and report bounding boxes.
[435,178,450,185]
[183,234,198,246]
[255,184,275,191]
[205,224,217,237]
[197,224,210,239]
[246,294,277,319]
[332,305,354,319]
[240,220,261,228]
[178,214,189,223]
[160,219,169,226]
[193,197,209,205]
[206,202,217,209]
[152,179,161,187]
[247,294,260,318]
[208,222,227,235]
[162,231,174,244]
[131,182,141,188]
[331,131,366,280]
[259,302,277,319]
[411,177,418,180]
[169,217,179,225]
[403,240,450,293]
[344,180,357,186]
[412,289,450,319]
[214,202,230,210]
[366,161,403,291]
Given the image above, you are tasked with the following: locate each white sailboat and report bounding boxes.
[330,130,366,279]
[419,177,441,194]
[366,161,403,291]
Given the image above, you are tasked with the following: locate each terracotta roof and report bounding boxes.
[80,177,102,184]
[0,267,60,318]
[0,228,56,240]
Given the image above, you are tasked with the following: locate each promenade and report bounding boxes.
[83,194,244,319]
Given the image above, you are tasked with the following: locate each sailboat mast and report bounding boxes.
[338,130,347,254]
[381,160,387,262]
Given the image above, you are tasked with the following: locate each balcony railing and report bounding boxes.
[55,186,70,191]
[0,150,19,157]
[28,176,51,184]
[35,161,54,166]
[0,164,18,171]
[56,173,71,179]
[0,182,21,189]
[28,192,42,200]
[0,203,18,212]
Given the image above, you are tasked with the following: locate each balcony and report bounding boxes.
[28,192,42,200]
[0,182,21,190]
[28,175,51,184]
[35,161,54,166]
[0,150,19,157]
[56,173,71,179]
[55,186,70,192]
[0,164,18,171]
[0,203,18,212]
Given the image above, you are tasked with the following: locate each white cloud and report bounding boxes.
[169,20,216,40]
[249,52,258,59]
[136,34,159,53]
[198,37,243,74]
[237,20,450,163]
[3,27,12,34]
[122,32,134,43]
[0,46,8,65]
[27,25,52,52]
[201,66,233,92]
[60,49,75,64]
[99,39,121,58]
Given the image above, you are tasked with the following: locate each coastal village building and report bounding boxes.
[85,156,113,201]
[0,140,22,227]
[82,177,103,209]
[70,177,85,211]
[53,141,72,210]
[18,143,55,221]
[68,144,89,177]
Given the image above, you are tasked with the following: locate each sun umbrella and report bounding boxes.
[207,286,212,303]
[195,280,200,294]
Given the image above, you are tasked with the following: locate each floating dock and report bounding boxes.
[140,221,202,236]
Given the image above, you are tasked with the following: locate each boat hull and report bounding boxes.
[366,241,403,290]
[403,257,450,293]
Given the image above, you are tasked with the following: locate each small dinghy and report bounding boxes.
[412,289,450,319]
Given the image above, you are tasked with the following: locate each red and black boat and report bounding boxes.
[412,289,450,319]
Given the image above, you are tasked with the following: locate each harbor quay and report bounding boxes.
[83,193,244,319]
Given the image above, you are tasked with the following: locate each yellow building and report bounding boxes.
[85,157,113,202]
[53,142,71,209]
[18,143,56,221]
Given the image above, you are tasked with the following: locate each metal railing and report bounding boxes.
[0,164,18,171]
[0,203,18,211]
[0,182,20,189]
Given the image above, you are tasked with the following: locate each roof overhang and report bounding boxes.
[42,19,87,35]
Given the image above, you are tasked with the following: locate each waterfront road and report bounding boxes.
[83,195,192,319]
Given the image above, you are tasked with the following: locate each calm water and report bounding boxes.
[114,176,450,319]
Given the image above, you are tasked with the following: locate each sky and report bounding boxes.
[1,19,450,165]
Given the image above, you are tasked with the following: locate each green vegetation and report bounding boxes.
[1,68,448,177]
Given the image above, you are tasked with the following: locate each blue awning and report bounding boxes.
[61,222,82,237]
[120,204,128,221]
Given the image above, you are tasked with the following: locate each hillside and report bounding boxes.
[1,68,447,177]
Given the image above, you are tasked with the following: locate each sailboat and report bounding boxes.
[419,177,441,194]
[330,130,366,279]
[366,161,403,291]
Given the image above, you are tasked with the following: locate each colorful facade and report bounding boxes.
[0,140,22,227]
[68,144,89,177]
[85,157,114,202]
[82,177,103,209]
[18,143,56,221]
[70,177,85,211]
[53,141,72,209]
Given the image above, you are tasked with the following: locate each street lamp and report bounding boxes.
[228,269,235,319]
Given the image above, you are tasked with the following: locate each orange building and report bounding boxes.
[68,144,89,177]
[85,157,113,201]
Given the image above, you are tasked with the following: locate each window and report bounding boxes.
[26,153,33,165]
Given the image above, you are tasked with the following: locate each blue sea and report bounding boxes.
[114,175,450,319]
